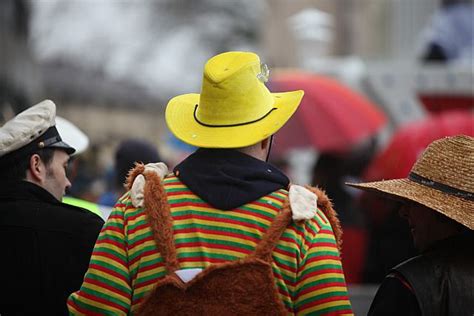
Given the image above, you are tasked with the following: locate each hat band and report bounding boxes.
[193,104,277,128]
[409,172,474,201]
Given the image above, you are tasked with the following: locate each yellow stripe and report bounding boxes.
[176,246,245,258]
[100,229,125,240]
[67,304,84,316]
[91,257,128,275]
[303,300,352,314]
[71,293,126,315]
[172,217,264,232]
[133,282,156,297]
[128,239,156,257]
[304,273,346,284]
[129,253,161,272]
[88,268,130,289]
[94,242,126,257]
[83,283,129,305]
[125,213,147,227]
[136,265,166,279]
[298,286,349,301]
[174,232,257,247]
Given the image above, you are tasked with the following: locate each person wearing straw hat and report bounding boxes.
[0,100,104,315]
[68,51,353,315]
[348,135,474,316]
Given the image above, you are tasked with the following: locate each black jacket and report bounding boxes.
[369,231,474,316]
[0,181,104,316]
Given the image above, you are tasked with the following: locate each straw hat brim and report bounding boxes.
[166,90,304,148]
[347,179,474,230]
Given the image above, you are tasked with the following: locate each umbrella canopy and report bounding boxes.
[268,71,386,156]
[363,109,474,181]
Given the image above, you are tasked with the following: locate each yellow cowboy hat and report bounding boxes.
[166,51,304,148]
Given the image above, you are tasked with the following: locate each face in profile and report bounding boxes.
[398,202,458,252]
[42,150,72,201]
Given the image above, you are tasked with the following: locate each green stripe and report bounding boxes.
[127,230,153,246]
[173,223,261,239]
[178,251,238,261]
[175,236,255,251]
[299,264,343,278]
[296,277,347,295]
[296,291,349,308]
[89,259,129,279]
[70,296,112,315]
[128,244,157,262]
[82,286,129,310]
[302,303,352,315]
[94,245,127,262]
[88,273,131,296]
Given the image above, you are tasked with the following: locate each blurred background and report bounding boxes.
[1,0,473,314]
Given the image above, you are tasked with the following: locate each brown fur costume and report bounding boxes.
[126,164,342,315]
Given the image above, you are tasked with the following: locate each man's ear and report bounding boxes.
[28,154,46,183]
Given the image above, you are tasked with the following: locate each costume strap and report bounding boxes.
[127,164,180,274]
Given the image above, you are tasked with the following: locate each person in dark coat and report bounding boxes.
[348,135,474,316]
[0,100,104,315]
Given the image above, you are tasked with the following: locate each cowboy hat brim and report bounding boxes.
[166,90,304,148]
[347,179,474,230]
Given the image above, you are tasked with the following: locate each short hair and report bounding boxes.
[1,148,55,181]
[114,139,160,189]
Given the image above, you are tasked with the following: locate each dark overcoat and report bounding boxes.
[0,181,104,316]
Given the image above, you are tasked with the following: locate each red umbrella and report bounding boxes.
[363,110,474,181]
[268,71,386,156]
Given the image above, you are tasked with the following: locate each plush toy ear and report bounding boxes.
[126,162,146,191]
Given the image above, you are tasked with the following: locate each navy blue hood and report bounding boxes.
[174,149,289,210]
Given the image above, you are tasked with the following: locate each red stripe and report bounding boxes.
[89,263,129,283]
[127,222,150,235]
[102,225,124,235]
[84,277,130,300]
[134,275,162,290]
[174,227,259,243]
[172,213,266,232]
[245,200,281,213]
[93,251,127,266]
[304,255,342,265]
[124,210,147,222]
[176,241,253,255]
[79,290,129,313]
[299,268,345,283]
[297,281,349,297]
[167,190,193,196]
[128,235,154,250]
[97,238,124,249]
[129,248,159,266]
[107,214,124,221]
[68,299,103,316]
[233,207,276,221]
[138,261,164,274]
[301,295,350,309]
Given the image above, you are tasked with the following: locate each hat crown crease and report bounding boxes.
[197,53,274,126]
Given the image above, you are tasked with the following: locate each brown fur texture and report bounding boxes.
[125,162,145,191]
[305,186,343,251]
[132,165,291,315]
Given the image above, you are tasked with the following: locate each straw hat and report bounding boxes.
[166,51,304,148]
[347,135,474,230]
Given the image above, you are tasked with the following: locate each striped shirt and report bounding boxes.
[68,176,352,315]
